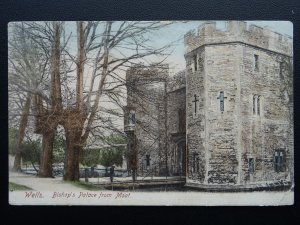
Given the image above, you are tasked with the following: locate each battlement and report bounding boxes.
[126,63,169,83]
[184,21,293,56]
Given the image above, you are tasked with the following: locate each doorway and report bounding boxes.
[176,141,186,176]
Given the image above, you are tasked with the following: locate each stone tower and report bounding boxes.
[184,21,293,189]
[166,71,187,176]
[124,64,168,177]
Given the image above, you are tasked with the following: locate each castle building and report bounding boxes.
[124,65,168,177]
[124,21,293,190]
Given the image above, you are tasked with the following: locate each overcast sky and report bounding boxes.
[150,21,293,75]
[61,21,293,76]
[9,21,292,133]
[113,20,293,129]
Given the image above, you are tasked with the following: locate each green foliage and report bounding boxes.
[22,138,42,164]
[82,148,100,167]
[99,134,126,167]
[105,133,127,145]
[53,135,65,163]
[9,182,33,191]
[99,147,123,168]
[82,134,127,167]
[68,181,102,191]
[8,128,18,155]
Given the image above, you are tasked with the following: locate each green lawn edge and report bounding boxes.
[67,181,103,191]
[9,182,33,191]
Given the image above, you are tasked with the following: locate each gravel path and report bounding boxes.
[9,155,85,191]
[9,172,85,191]
[8,156,294,206]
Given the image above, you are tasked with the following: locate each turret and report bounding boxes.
[184,21,292,56]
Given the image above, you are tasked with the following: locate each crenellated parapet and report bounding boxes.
[126,63,169,85]
[184,21,293,57]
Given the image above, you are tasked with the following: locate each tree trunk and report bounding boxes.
[13,95,31,172]
[31,161,38,173]
[60,22,86,182]
[76,21,85,111]
[51,22,63,111]
[38,131,55,177]
[13,153,22,172]
[63,129,82,181]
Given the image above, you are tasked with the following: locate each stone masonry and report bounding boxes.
[185,21,293,189]
[125,21,293,190]
[124,65,168,176]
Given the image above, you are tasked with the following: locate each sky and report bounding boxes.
[61,21,293,76]
[149,21,293,75]
[8,21,293,134]
[113,20,293,129]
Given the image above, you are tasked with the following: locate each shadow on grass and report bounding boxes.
[9,182,33,191]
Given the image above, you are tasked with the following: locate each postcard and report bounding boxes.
[8,21,293,205]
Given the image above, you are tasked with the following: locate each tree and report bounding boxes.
[8,22,49,172]
[12,95,31,171]
[82,148,100,167]
[100,134,126,167]
[53,134,66,164]
[9,128,18,155]
[22,138,42,172]
[9,21,173,181]
[16,22,65,177]
[60,21,172,181]
[83,134,126,168]
[99,147,123,168]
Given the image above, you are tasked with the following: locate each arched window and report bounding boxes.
[274,149,285,172]
[145,155,150,167]
[253,95,262,116]
[257,96,260,115]
[254,54,259,71]
[253,95,256,114]
[129,110,135,124]
[279,61,284,77]
[193,54,197,71]
[198,57,204,71]
[249,158,255,174]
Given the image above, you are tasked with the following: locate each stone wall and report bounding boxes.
[125,65,168,176]
[186,48,206,183]
[166,71,186,136]
[166,88,186,134]
[240,44,293,184]
[124,21,293,189]
[205,44,240,185]
[185,21,293,188]
[166,73,186,175]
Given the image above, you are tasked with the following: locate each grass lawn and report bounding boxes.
[68,181,102,191]
[9,182,33,191]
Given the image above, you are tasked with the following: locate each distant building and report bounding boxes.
[124,21,293,190]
